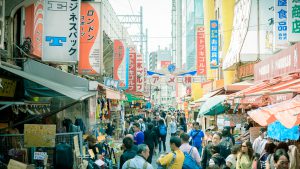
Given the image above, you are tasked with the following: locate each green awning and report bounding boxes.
[125,93,143,102]
[199,95,229,116]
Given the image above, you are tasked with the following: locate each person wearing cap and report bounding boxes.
[169,116,177,137]
[253,128,267,158]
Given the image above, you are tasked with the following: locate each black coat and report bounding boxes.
[201,144,228,169]
[144,129,158,149]
[119,148,137,168]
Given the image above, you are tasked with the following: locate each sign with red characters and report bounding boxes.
[136,54,144,92]
[127,47,137,92]
[196,26,206,75]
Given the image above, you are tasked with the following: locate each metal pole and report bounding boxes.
[145,29,148,69]
[140,6,143,55]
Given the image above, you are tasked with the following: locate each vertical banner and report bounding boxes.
[0,0,4,49]
[113,40,128,89]
[136,54,144,92]
[196,26,206,75]
[127,47,137,92]
[42,0,80,63]
[288,0,300,42]
[79,2,101,74]
[210,20,219,69]
[33,0,43,57]
[274,0,288,49]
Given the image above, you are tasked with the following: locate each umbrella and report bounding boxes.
[198,95,228,116]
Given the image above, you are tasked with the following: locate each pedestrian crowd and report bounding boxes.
[90,111,297,169]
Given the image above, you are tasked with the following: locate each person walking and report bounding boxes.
[273,149,289,169]
[122,144,154,169]
[253,128,267,158]
[189,122,204,156]
[225,144,241,169]
[201,132,228,169]
[158,119,167,153]
[236,141,254,169]
[169,116,177,137]
[157,136,184,169]
[133,122,144,145]
[143,123,157,163]
[119,137,137,168]
[179,133,201,166]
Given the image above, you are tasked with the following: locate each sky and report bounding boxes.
[109,0,172,53]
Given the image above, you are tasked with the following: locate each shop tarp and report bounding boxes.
[198,95,228,116]
[267,121,300,141]
[125,93,143,102]
[0,64,95,100]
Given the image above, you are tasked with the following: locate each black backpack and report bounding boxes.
[54,143,74,169]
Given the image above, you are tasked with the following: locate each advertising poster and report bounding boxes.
[136,54,144,92]
[79,2,101,74]
[42,0,80,63]
[274,0,289,49]
[113,40,129,89]
[127,47,137,92]
[210,20,219,69]
[196,26,206,75]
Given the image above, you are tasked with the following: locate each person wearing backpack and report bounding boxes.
[122,144,154,169]
[189,122,205,157]
[158,119,167,153]
[180,133,202,168]
[157,136,185,169]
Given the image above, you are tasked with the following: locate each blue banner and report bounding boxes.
[267,121,300,141]
[146,71,165,76]
[177,70,197,76]
[210,20,219,69]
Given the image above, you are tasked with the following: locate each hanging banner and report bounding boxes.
[79,2,101,75]
[33,0,43,57]
[288,0,300,42]
[183,76,192,87]
[136,54,144,92]
[42,0,80,63]
[196,26,206,75]
[127,47,137,92]
[274,0,288,49]
[210,20,219,69]
[113,40,129,89]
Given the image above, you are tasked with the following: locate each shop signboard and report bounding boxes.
[161,61,171,69]
[113,40,129,89]
[42,0,80,63]
[274,0,289,49]
[196,26,206,75]
[104,77,119,89]
[127,47,137,92]
[166,74,177,87]
[79,2,101,75]
[0,78,17,97]
[254,42,300,82]
[210,20,219,69]
[238,63,254,79]
[150,75,161,86]
[24,124,56,147]
[270,93,294,104]
[183,76,192,87]
[136,54,144,92]
[288,0,300,42]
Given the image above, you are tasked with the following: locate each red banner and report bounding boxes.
[161,61,171,69]
[79,2,101,74]
[127,47,137,92]
[196,26,206,75]
[136,54,144,92]
[254,42,300,82]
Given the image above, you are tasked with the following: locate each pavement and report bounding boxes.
[151,132,171,167]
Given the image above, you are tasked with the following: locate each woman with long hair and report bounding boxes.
[236,141,254,169]
[273,149,289,169]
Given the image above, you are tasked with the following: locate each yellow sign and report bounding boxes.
[0,78,17,97]
[73,135,80,157]
[24,124,56,147]
[8,159,34,169]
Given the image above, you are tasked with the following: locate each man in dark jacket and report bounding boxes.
[201,132,228,169]
[119,137,137,168]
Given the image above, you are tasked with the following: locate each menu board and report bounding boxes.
[24,124,56,147]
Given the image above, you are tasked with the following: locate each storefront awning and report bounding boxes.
[125,93,143,102]
[198,95,229,116]
[0,64,95,101]
[248,95,300,129]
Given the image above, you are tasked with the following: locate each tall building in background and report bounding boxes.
[172,0,183,69]
[186,0,204,71]
[149,46,172,71]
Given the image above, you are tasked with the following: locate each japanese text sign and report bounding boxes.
[136,54,144,92]
[126,47,137,92]
[196,26,206,75]
[254,42,300,82]
[42,0,80,63]
[166,75,177,86]
[79,2,101,75]
[24,124,56,147]
[183,76,192,87]
[150,75,160,86]
[288,0,300,42]
[274,0,288,49]
[210,20,219,69]
[0,78,17,97]
[113,40,129,89]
